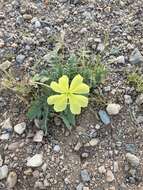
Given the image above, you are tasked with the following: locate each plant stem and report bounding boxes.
[33,82,50,88]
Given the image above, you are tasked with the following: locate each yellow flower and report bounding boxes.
[47,74,89,114]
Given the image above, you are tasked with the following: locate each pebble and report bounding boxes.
[35,20,41,28]
[0,60,12,71]
[14,122,26,135]
[0,39,4,48]
[98,165,106,174]
[126,153,140,167]
[74,141,82,151]
[16,54,25,64]
[89,138,99,146]
[97,43,105,52]
[125,144,136,154]
[0,155,3,167]
[124,95,133,104]
[76,183,84,190]
[113,161,119,172]
[83,187,89,190]
[0,133,10,140]
[23,14,32,20]
[95,124,101,130]
[116,55,125,64]
[8,142,19,151]
[27,154,43,167]
[0,165,8,180]
[98,110,111,125]
[7,171,17,188]
[33,130,44,142]
[80,170,90,182]
[136,94,143,106]
[81,152,89,158]
[2,118,12,132]
[53,145,60,153]
[129,48,143,64]
[136,116,143,124]
[106,170,115,182]
[106,103,121,115]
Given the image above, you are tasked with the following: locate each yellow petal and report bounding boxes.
[47,94,67,112]
[70,74,89,94]
[50,75,69,93]
[69,94,88,115]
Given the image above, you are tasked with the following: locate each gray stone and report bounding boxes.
[7,171,17,188]
[80,170,90,182]
[129,48,143,64]
[106,170,115,182]
[74,141,82,151]
[116,55,125,64]
[89,138,99,146]
[0,133,10,140]
[14,122,26,135]
[35,20,41,28]
[125,144,136,154]
[53,145,60,153]
[0,165,8,180]
[76,183,84,190]
[136,94,143,106]
[124,95,133,104]
[126,153,140,167]
[98,165,106,174]
[98,110,111,125]
[0,155,3,167]
[33,130,44,142]
[16,54,25,64]
[27,154,43,167]
[136,116,143,124]
[2,118,12,132]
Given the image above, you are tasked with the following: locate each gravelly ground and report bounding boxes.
[0,0,143,190]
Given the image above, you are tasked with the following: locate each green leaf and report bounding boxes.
[27,100,43,120]
[60,114,72,130]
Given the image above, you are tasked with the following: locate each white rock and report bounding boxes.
[98,165,106,174]
[0,165,8,180]
[113,161,119,172]
[124,95,133,104]
[33,130,44,142]
[89,139,99,146]
[126,153,140,167]
[106,103,121,115]
[27,154,43,167]
[2,118,12,131]
[53,145,60,153]
[116,55,125,64]
[0,155,3,166]
[7,171,17,188]
[0,133,10,140]
[136,94,143,106]
[14,122,26,135]
[106,170,115,182]
[74,141,82,151]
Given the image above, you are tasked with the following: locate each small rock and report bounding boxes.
[7,171,17,188]
[23,14,32,20]
[76,183,84,190]
[106,170,115,182]
[81,152,89,158]
[33,130,44,142]
[126,153,140,167]
[0,61,12,71]
[53,145,60,153]
[104,86,111,92]
[98,165,106,174]
[97,43,105,52]
[0,39,4,48]
[89,138,99,146]
[125,144,136,154]
[83,187,89,190]
[0,165,8,180]
[16,54,25,64]
[136,94,143,106]
[8,142,19,151]
[116,55,125,64]
[2,118,12,132]
[35,20,41,28]
[98,110,111,125]
[80,170,90,182]
[129,48,143,64]
[95,124,101,130]
[14,122,26,135]
[0,155,3,166]
[27,154,43,167]
[124,95,133,104]
[113,161,119,172]
[106,103,121,115]
[0,133,10,140]
[74,141,82,151]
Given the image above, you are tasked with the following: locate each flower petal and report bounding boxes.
[47,94,67,112]
[69,94,88,114]
[50,75,69,93]
[70,74,89,94]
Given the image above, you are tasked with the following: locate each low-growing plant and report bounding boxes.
[127,72,143,93]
